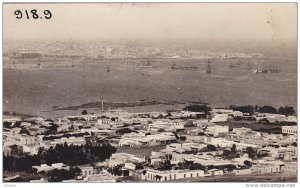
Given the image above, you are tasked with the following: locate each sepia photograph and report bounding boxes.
[1,1,298,184]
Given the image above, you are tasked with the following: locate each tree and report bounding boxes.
[179,136,187,141]
[244,160,252,167]
[222,144,238,159]
[222,150,231,159]
[19,127,30,135]
[183,105,211,115]
[48,168,79,182]
[229,105,254,115]
[135,163,144,170]
[157,160,172,171]
[190,163,206,171]
[81,110,88,115]
[278,106,295,116]
[258,106,277,114]
[245,147,256,159]
[13,121,22,128]
[207,144,217,151]
[122,123,130,127]
[231,144,237,157]
[3,121,12,128]
[109,164,123,176]
[116,128,136,134]
[223,164,236,172]
[184,121,195,127]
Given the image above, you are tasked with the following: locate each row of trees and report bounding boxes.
[229,105,295,116]
[47,167,81,182]
[182,105,211,115]
[182,104,295,116]
[175,160,206,171]
[3,121,21,129]
[3,143,116,172]
[3,153,41,172]
[38,143,116,166]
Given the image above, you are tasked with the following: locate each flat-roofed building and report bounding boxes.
[282,126,297,135]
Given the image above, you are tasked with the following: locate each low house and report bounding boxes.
[122,163,136,176]
[30,178,46,183]
[186,135,208,143]
[22,145,40,155]
[32,163,69,172]
[232,111,243,117]
[255,113,286,123]
[149,158,164,165]
[232,168,252,175]
[285,116,297,124]
[285,135,297,143]
[50,137,86,146]
[282,126,297,135]
[166,143,206,153]
[108,153,145,167]
[193,119,209,128]
[211,109,233,115]
[82,171,117,182]
[208,169,223,176]
[141,168,205,181]
[232,127,252,134]
[277,146,297,161]
[211,114,229,123]
[119,133,176,147]
[204,125,229,137]
[79,166,94,177]
[283,162,297,175]
[251,160,285,174]
[57,123,72,133]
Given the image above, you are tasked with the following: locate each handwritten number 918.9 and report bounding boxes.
[14,9,52,19]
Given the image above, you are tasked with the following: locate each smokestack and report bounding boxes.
[101,98,104,111]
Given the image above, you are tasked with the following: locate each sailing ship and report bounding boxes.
[139,58,157,68]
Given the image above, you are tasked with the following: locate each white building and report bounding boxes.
[32,163,69,172]
[141,168,205,181]
[205,125,229,137]
[282,126,297,135]
[211,114,229,123]
[108,153,145,167]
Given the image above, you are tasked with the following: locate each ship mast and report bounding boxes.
[206,59,211,74]
[146,58,151,66]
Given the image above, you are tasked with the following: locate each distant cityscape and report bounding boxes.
[3,40,263,61]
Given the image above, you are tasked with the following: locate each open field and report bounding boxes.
[3,57,296,118]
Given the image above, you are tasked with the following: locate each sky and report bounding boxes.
[3,3,297,42]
